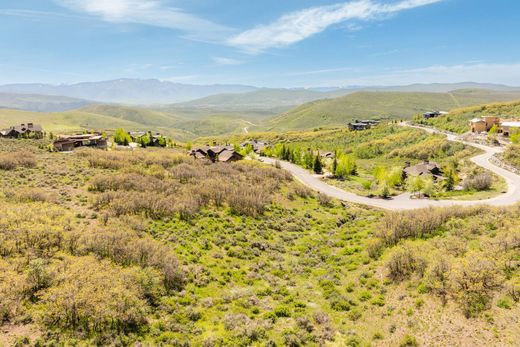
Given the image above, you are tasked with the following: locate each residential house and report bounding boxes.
[53,133,108,152]
[190,145,241,163]
[348,119,380,131]
[319,151,335,159]
[129,131,167,147]
[241,140,268,154]
[470,118,487,133]
[218,149,244,162]
[403,161,443,179]
[469,115,519,135]
[0,123,43,139]
[500,121,520,136]
[423,111,448,119]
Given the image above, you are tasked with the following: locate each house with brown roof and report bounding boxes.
[218,149,244,162]
[190,145,241,163]
[0,123,43,139]
[403,161,443,179]
[53,133,108,152]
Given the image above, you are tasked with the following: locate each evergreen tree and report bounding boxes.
[304,150,314,169]
[313,154,323,174]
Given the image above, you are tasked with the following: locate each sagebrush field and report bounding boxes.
[0,139,518,346]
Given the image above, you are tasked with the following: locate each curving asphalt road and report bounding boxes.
[261,124,520,211]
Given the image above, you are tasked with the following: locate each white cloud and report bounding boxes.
[54,0,230,40]
[229,0,443,53]
[212,57,243,66]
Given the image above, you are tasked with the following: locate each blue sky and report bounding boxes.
[1,0,520,87]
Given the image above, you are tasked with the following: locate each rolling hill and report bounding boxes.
[0,108,194,141]
[171,88,349,113]
[266,89,520,130]
[0,93,92,112]
[414,100,520,134]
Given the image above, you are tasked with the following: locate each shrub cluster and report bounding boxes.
[462,173,493,191]
[0,151,37,170]
[87,151,292,219]
[377,206,487,245]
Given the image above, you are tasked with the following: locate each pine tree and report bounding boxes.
[313,154,323,174]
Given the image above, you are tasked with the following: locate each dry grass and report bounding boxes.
[0,151,37,170]
[87,150,292,219]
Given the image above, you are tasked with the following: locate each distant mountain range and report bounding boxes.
[0,79,257,105]
[1,79,519,110]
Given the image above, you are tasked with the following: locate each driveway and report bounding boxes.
[261,124,520,211]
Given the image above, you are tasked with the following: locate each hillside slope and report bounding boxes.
[0,93,92,112]
[0,109,194,141]
[414,100,520,134]
[79,104,182,127]
[173,88,348,113]
[267,89,520,130]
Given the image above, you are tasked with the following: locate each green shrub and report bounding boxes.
[274,305,291,317]
[400,335,418,347]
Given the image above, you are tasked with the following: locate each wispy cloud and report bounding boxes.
[54,0,231,41]
[229,0,443,53]
[0,8,81,20]
[212,57,243,66]
[319,62,520,86]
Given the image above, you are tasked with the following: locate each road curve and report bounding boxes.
[261,124,520,211]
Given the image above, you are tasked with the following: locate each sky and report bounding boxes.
[1,0,520,87]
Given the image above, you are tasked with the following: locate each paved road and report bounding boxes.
[261,124,520,211]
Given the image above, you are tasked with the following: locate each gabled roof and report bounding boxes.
[403,161,441,177]
[218,149,243,162]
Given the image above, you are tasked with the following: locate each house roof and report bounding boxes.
[403,161,441,176]
[1,123,43,134]
[501,121,520,128]
[470,118,486,123]
[218,149,243,162]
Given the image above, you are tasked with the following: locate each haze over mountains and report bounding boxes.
[2,78,520,140]
[0,79,257,105]
[1,79,519,112]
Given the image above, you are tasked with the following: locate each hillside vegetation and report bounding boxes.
[267,89,520,131]
[173,88,348,114]
[0,93,91,112]
[202,124,507,199]
[0,107,246,142]
[414,100,520,134]
[0,139,518,346]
